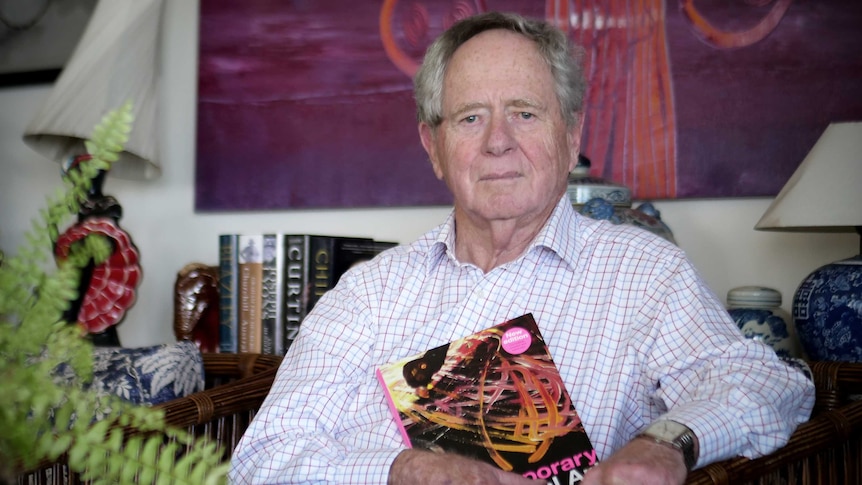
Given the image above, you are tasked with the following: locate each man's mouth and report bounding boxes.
[481,171,521,181]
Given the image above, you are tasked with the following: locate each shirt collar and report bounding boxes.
[529,195,580,271]
[426,195,580,271]
[427,210,457,267]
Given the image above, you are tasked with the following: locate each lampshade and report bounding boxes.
[22,0,164,180]
[755,121,862,232]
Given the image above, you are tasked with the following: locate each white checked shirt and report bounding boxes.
[230,196,815,484]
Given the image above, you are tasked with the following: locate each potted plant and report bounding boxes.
[0,102,228,484]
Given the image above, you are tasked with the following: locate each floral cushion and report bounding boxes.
[54,340,205,406]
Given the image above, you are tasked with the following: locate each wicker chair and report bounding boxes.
[16,264,283,484]
[18,264,862,484]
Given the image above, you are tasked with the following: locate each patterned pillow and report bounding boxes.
[54,340,205,406]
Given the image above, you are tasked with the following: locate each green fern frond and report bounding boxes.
[0,101,229,484]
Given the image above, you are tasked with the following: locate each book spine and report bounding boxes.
[217,234,238,353]
[308,236,337,314]
[238,234,264,354]
[283,235,309,353]
[260,234,279,355]
[375,368,413,447]
[273,234,285,356]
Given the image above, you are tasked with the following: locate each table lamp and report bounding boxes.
[755,121,862,361]
[21,0,165,345]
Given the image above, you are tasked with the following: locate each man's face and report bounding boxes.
[420,29,580,226]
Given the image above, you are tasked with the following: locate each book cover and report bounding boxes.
[238,234,264,353]
[260,233,283,355]
[376,313,598,484]
[217,234,238,353]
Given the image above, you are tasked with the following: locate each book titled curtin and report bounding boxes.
[376,313,598,484]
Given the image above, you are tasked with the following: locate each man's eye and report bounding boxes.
[462,115,478,123]
[519,112,534,120]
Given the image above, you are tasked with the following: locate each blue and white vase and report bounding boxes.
[792,256,862,362]
[566,155,675,244]
[727,286,803,359]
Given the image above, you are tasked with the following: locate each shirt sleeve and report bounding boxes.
[639,254,816,467]
[229,276,404,484]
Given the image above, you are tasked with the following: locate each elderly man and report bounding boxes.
[230,11,814,485]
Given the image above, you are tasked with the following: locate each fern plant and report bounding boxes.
[0,102,229,484]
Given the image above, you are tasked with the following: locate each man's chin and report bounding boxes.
[463,201,540,224]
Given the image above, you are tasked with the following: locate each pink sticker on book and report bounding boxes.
[501,326,531,355]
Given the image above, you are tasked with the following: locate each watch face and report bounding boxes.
[643,420,697,471]
[647,420,689,440]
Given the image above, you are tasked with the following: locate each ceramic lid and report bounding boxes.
[727,286,782,308]
[566,155,632,207]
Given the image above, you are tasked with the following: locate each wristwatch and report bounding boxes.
[636,420,698,471]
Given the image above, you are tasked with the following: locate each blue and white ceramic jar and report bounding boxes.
[792,256,862,362]
[727,286,803,359]
[566,156,676,244]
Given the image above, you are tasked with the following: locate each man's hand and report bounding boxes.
[581,438,688,485]
[388,449,541,485]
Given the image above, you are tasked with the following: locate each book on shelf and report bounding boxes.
[283,235,397,353]
[260,233,284,355]
[237,234,264,354]
[217,234,238,353]
[376,313,597,483]
[335,238,398,278]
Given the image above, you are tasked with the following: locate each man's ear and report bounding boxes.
[419,122,444,180]
[566,113,586,173]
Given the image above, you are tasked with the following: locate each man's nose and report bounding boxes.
[483,113,516,156]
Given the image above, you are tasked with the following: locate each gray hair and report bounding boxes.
[414,11,586,128]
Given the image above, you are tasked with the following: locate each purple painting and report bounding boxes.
[195,0,862,211]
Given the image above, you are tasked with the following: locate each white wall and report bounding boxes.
[1,0,856,347]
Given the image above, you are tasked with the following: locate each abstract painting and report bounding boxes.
[195,0,862,211]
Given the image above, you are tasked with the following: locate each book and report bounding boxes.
[217,234,238,353]
[260,234,283,355]
[282,234,306,352]
[306,235,377,313]
[237,234,264,353]
[376,313,598,484]
[334,239,398,280]
[309,237,398,311]
[282,235,396,353]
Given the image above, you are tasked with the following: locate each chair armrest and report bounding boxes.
[198,352,283,387]
[153,353,282,455]
[685,399,862,484]
[157,367,277,424]
[685,361,862,484]
[810,360,862,413]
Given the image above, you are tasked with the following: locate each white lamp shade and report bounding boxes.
[755,121,862,232]
[23,0,164,180]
